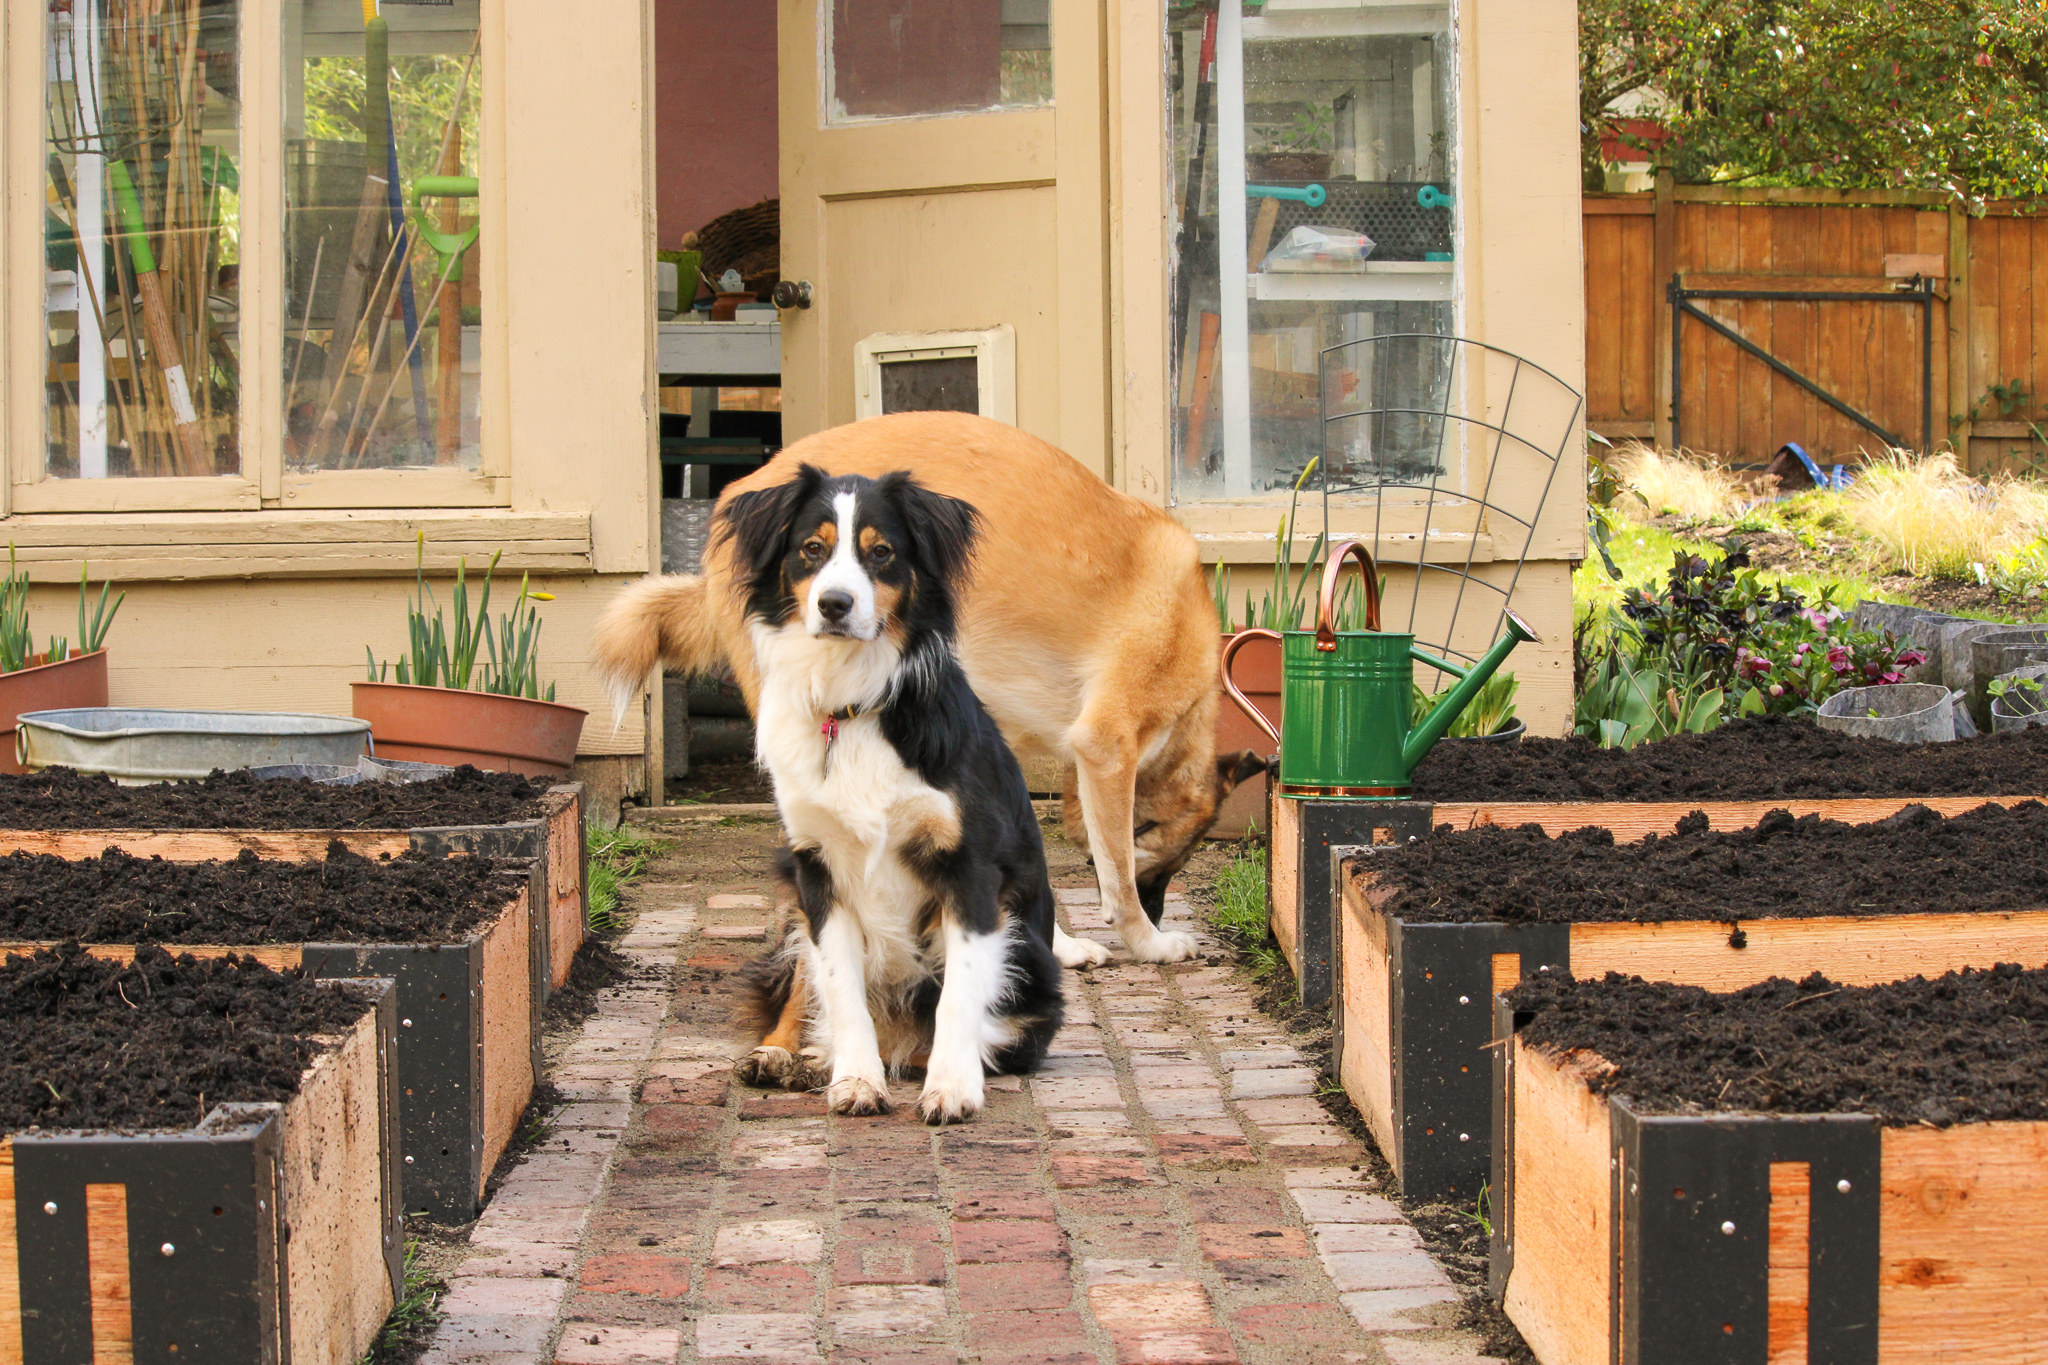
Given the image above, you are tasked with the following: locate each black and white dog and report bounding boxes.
[721,463,1063,1124]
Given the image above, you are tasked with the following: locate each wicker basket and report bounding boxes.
[692,198,781,297]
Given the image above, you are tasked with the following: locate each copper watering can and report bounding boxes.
[1221,540,1539,800]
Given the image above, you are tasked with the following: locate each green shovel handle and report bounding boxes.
[107,161,157,275]
[412,176,481,281]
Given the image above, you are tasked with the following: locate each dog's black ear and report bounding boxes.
[878,472,979,589]
[717,464,826,588]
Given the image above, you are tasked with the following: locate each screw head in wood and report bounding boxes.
[1837,1179,1852,1193]
[42,1202,55,1215]
[1721,1221,1736,1235]
[1459,1132,1470,1141]
[405,1155,415,1164]
[1459,995,1470,1005]
[160,1243,175,1257]
[402,1019,413,1028]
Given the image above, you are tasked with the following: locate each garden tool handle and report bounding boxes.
[1220,629,1283,747]
[1314,540,1382,651]
[1246,183,1327,207]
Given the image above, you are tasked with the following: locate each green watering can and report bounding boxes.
[1221,541,1540,799]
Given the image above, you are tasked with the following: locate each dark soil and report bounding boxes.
[0,766,549,830]
[0,844,520,944]
[0,943,371,1131]
[1511,963,2048,1127]
[665,756,773,805]
[1365,800,2048,925]
[1411,715,2048,801]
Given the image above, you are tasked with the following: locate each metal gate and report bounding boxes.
[1668,276,1938,454]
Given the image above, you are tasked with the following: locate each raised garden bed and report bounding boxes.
[0,767,586,994]
[1268,719,2048,1006]
[1493,966,2048,1364]
[1334,801,2048,1202]
[0,945,399,1363]
[0,846,541,1222]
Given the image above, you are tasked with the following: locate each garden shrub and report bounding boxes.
[1577,538,1923,746]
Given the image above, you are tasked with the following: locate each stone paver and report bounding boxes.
[411,823,1502,1365]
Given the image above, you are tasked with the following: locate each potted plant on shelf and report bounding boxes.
[0,550,124,774]
[355,540,587,777]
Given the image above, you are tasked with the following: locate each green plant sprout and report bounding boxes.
[1457,1182,1493,1239]
[1411,671,1519,738]
[366,535,558,700]
[585,825,662,934]
[1213,457,1373,633]
[0,546,124,673]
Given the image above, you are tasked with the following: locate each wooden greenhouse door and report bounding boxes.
[776,0,1110,468]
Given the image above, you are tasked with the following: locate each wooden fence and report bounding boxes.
[1584,174,2048,477]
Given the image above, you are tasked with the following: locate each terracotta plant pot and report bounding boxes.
[1215,631,1283,838]
[351,682,587,778]
[0,650,109,775]
[709,291,757,321]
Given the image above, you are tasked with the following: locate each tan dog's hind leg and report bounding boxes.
[1071,728,1198,964]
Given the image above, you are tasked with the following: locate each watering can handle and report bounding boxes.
[1220,630,1283,747]
[1314,540,1382,651]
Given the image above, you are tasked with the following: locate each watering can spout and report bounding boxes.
[1401,608,1542,772]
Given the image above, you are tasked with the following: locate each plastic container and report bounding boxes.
[1989,664,2048,734]
[247,756,459,786]
[1814,684,1957,742]
[18,708,372,783]
[1971,628,2048,724]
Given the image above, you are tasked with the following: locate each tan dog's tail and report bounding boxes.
[591,574,727,720]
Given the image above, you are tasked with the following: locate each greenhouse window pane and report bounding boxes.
[45,0,242,479]
[284,0,482,471]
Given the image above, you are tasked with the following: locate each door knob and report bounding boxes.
[772,279,813,310]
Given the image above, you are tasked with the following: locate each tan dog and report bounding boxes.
[595,411,1261,974]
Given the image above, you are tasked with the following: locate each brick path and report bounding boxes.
[417,824,1503,1364]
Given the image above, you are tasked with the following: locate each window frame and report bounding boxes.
[4,0,509,518]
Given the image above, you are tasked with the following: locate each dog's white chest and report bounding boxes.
[749,625,961,919]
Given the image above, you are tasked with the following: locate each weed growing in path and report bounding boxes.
[586,824,661,934]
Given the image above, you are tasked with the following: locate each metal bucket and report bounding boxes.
[18,708,372,783]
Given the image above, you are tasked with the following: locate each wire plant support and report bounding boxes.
[1316,333,1582,680]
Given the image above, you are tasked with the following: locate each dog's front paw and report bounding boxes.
[918,1075,984,1126]
[735,1046,795,1088]
[827,1077,894,1116]
[1130,928,1200,964]
[785,1046,832,1092]
[1052,926,1112,970]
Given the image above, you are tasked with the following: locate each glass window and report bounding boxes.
[827,0,1051,123]
[1169,5,1455,501]
[45,0,242,479]
[284,0,482,471]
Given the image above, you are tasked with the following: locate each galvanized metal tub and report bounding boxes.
[17,708,372,783]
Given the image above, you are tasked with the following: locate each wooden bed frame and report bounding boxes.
[0,862,540,1224]
[1495,1020,2048,1364]
[0,977,400,1364]
[1323,794,2048,1202]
